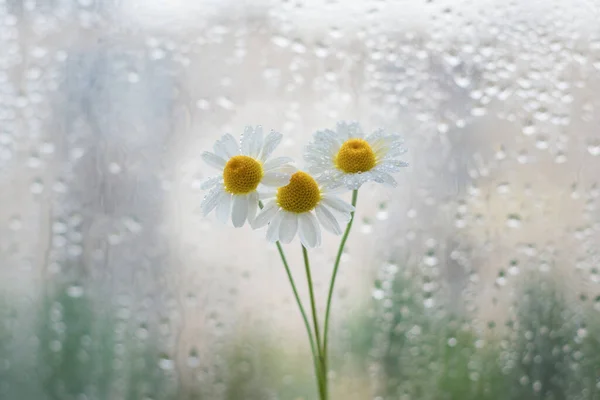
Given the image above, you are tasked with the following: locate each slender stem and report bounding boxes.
[276,241,326,398]
[322,189,359,382]
[259,201,325,398]
[302,245,327,399]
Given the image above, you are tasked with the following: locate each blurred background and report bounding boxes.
[1,0,600,399]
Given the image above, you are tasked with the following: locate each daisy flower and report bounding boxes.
[200,126,294,227]
[304,121,408,189]
[252,171,354,248]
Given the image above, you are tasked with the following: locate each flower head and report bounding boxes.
[304,121,408,189]
[201,126,294,227]
[252,171,354,248]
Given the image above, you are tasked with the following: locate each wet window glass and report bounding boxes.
[1,1,599,399]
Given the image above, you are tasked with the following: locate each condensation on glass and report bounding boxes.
[0,0,599,399]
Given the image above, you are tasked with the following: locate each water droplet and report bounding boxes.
[127,72,140,83]
[506,214,522,228]
[136,325,149,340]
[40,142,55,154]
[535,135,549,149]
[554,152,567,163]
[509,261,520,276]
[496,270,507,286]
[150,48,166,60]
[187,348,200,368]
[50,340,62,352]
[424,254,438,267]
[496,182,510,194]
[587,139,600,156]
[108,162,122,174]
[9,216,22,231]
[158,355,174,370]
[216,97,235,110]
[361,218,373,234]
[52,221,68,234]
[376,209,389,221]
[196,99,210,110]
[372,288,384,300]
[271,36,290,48]
[30,179,44,194]
[66,285,84,298]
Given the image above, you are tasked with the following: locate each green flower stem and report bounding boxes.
[276,242,326,399]
[322,189,359,385]
[258,201,325,398]
[302,245,327,399]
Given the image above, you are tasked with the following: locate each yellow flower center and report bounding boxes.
[223,155,263,194]
[334,138,377,173]
[277,172,321,213]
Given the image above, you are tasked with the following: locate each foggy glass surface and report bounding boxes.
[1,0,599,399]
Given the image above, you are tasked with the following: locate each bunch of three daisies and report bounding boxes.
[200,121,408,247]
[200,121,407,399]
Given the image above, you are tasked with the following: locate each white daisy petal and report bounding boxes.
[306,131,341,156]
[385,147,408,158]
[372,136,403,151]
[266,210,284,243]
[232,195,249,228]
[252,201,279,228]
[320,195,355,214]
[387,140,407,154]
[219,133,240,158]
[374,160,409,173]
[313,129,341,147]
[240,125,254,155]
[262,171,292,187]
[202,126,294,226]
[263,156,294,171]
[336,121,363,139]
[307,164,327,175]
[364,128,385,143]
[370,170,397,187]
[315,204,342,235]
[277,164,298,174]
[316,171,345,188]
[201,151,226,169]
[319,183,347,194]
[304,154,336,174]
[212,141,228,159]
[201,187,223,215]
[278,211,298,244]
[257,190,277,200]
[200,176,221,190]
[315,225,322,246]
[346,121,363,138]
[390,160,409,168]
[216,192,232,223]
[247,191,259,224]
[298,212,318,248]
[304,124,407,190]
[260,131,283,162]
[331,208,352,224]
[250,126,264,157]
[342,174,370,190]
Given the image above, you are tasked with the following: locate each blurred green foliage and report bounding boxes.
[0,286,175,400]
[1,272,598,400]
[364,271,600,400]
